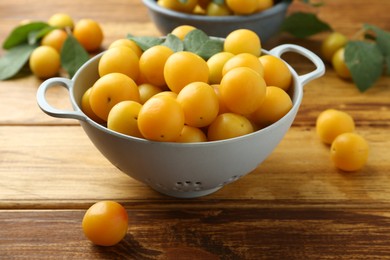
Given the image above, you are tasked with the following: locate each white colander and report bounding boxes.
[37,44,324,198]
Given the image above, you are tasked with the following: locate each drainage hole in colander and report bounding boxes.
[174,181,203,191]
[176,181,201,187]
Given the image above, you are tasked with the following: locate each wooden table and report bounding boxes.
[1,0,390,259]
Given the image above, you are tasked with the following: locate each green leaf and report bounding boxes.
[363,24,390,75]
[345,41,384,92]
[193,38,224,60]
[184,29,209,50]
[183,29,224,60]
[281,12,332,38]
[28,26,55,45]
[0,44,36,80]
[127,35,164,51]
[60,35,90,78]
[3,22,49,49]
[161,34,184,52]
[212,0,225,5]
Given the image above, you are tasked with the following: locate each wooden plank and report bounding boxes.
[1,125,389,208]
[1,208,390,259]
[293,74,390,126]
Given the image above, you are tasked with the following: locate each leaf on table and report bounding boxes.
[2,22,49,49]
[61,35,90,78]
[183,29,224,60]
[28,26,55,45]
[345,41,384,92]
[161,34,184,52]
[281,12,332,38]
[0,44,36,80]
[127,35,164,51]
[363,23,390,76]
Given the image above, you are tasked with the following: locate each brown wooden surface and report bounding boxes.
[1,0,390,259]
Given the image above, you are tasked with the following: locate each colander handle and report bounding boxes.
[36,77,87,121]
[269,44,325,86]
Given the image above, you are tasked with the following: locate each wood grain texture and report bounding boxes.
[1,209,390,259]
[1,125,389,207]
[1,0,390,258]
